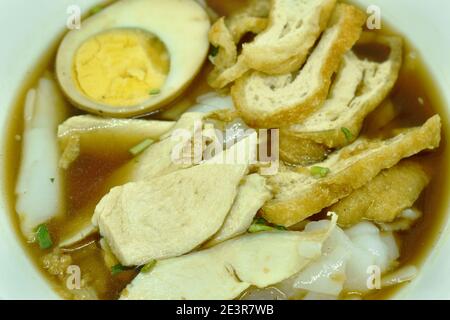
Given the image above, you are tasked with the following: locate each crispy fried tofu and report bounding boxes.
[233,4,366,128]
[281,35,402,149]
[242,0,337,74]
[262,115,441,226]
[279,132,330,166]
[208,0,270,89]
[331,160,430,227]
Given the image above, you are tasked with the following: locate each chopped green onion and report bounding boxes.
[341,127,354,142]
[111,264,126,276]
[248,217,286,233]
[149,89,161,95]
[141,260,157,273]
[129,138,154,156]
[50,178,55,183]
[111,264,136,276]
[36,224,53,249]
[90,5,103,15]
[254,217,267,225]
[209,45,219,57]
[310,166,330,178]
[248,224,275,233]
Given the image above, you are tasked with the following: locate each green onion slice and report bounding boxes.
[248,224,276,233]
[341,127,354,142]
[36,224,53,250]
[129,138,154,156]
[248,217,286,233]
[111,264,126,276]
[310,166,330,178]
[141,260,157,273]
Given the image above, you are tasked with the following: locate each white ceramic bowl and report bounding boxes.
[0,0,449,300]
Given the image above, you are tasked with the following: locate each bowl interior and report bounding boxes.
[0,0,449,299]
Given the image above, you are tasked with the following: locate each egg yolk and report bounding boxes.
[74,29,170,107]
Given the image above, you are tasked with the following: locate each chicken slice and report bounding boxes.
[93,163,247,266]
[205,174,272,247]
[121,217,336,300]
[58,112,204,247]
[93,133,258,266]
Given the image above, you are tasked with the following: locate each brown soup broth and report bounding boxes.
[2,0,449,300]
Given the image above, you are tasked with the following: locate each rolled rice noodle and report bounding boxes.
[241,220,403,300]
[15,75,68,240]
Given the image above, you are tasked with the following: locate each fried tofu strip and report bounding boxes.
[227,0,270,42]
[233,4,366,128]
[208,0,270,89]
[279,36,402,165]
[209,0,339,89]
[331,160,430,227]
[279,133,330,166]
[281,35,403,150]
[242,0,337,75]
[262,115,441,226]
[209,18,238,71]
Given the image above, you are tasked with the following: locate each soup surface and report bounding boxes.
[3,0,449,300]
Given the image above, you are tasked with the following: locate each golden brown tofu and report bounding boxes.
[330,160,430,227]
[262,115,441,226]
[279,133,330,166]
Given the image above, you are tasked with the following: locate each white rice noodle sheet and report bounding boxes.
[15,75,68,240]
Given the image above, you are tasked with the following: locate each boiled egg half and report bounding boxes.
[56,0,210,117]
